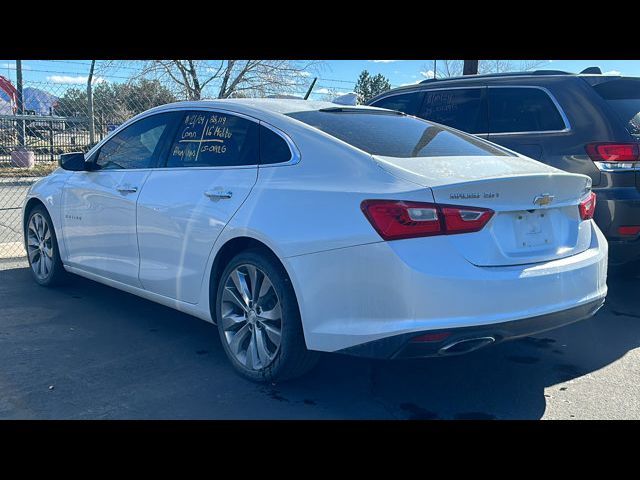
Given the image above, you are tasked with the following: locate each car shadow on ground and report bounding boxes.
[0,264,638,419]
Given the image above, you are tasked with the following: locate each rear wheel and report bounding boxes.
[25,205,67,287]
[215,249,319,382]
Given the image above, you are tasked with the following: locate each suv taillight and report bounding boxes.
[579,192,597,220]
[360,200,494,241]
[585,143,640,170]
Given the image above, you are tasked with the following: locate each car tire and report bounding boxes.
[215,249,320,382]
[25,205,68,287]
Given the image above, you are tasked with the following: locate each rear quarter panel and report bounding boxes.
[224,122,436,259]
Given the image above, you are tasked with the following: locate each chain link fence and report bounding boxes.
[0,75,193,258]
[0,61,360,259]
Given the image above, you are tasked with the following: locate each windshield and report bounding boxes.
[593,78,640,138]
[286,110,509,158]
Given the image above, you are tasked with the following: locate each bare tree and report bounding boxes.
[426,60,549,79]
[478,60,548,74]
[138,60,322,100]
[432,60,464,78]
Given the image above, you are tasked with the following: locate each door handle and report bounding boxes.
[204,190,233,200]
[116,185,138,194]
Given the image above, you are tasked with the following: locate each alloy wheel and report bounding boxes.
[27,213,54,281]
[220,264,283,371]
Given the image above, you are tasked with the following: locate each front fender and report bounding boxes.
[22,169,71,260]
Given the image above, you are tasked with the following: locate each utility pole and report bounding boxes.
[16,60,25,147]
[433,60,437,79]
[463,60,479,76]
[87,60,96,145]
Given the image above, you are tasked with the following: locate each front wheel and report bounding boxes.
[25,205,68,287]
[215,249,320,382]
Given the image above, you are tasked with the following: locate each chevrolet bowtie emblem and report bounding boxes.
[533,194,554,206]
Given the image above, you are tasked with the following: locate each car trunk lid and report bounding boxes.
[373,155,593,266]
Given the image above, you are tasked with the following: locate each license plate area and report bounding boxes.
[513,210,554,248]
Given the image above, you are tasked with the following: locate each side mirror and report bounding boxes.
[59,152,87,171]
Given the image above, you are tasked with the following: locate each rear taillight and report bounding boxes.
[360,200,493,241]
[585,143,640,170]
[618,226,640,236]
[579,192,596,220]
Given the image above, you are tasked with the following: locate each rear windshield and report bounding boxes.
[593,79,640,138]
[286,109,509,158]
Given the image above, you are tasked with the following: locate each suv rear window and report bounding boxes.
[592,78,640,138]
[286,109,508,158]
[488,87,566,134]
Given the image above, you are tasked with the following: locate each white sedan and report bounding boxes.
[22,99,608,382]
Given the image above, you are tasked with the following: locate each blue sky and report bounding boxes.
[1,60,639,99]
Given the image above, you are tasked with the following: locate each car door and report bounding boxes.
[136,109,259,303]
[417,86,489,139]
[60,111,182,286]
[487,86,570,161]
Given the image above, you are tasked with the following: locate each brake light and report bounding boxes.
[618,226,640,236]
[360,200,493,241]
[579,192,596,220]
[586,143,640,170]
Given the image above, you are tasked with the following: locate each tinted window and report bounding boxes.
[488,87,566,133]
[420,88,487,133]
[167,111,259,167]
[95,112,179,170]
[260,125,292,164]
[370,92,424,116]
[287,110,508,158]
[593,79,640,138]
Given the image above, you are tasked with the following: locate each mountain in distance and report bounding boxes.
[0,87,59,115]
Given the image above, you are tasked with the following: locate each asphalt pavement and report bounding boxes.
[1,257,638,419]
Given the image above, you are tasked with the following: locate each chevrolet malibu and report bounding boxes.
[22,99,608,382]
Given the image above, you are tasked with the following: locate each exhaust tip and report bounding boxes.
[438,336,495,356]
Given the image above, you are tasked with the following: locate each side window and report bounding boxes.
[260,125,292,165]
[94,112,179,170]
[488,87,566,134]
[419,88,487,134]
[370,92,424,116]
[166,111,259,168]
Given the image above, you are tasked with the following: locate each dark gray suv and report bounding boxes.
[367,70,640,265]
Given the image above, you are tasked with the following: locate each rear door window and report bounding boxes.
[287,109,508,158]
[592,78,640,139]
[488,87,567,134]
[419,88,487,134]
[369,91,425,116]
[166,111,259,167]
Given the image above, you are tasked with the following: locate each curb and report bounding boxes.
[0,178,41,187]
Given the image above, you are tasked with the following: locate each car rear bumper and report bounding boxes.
[337,297,605,359]
[284,221,608,353]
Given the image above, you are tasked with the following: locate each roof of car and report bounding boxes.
[147,98,381,117]
[367,70,626,103]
